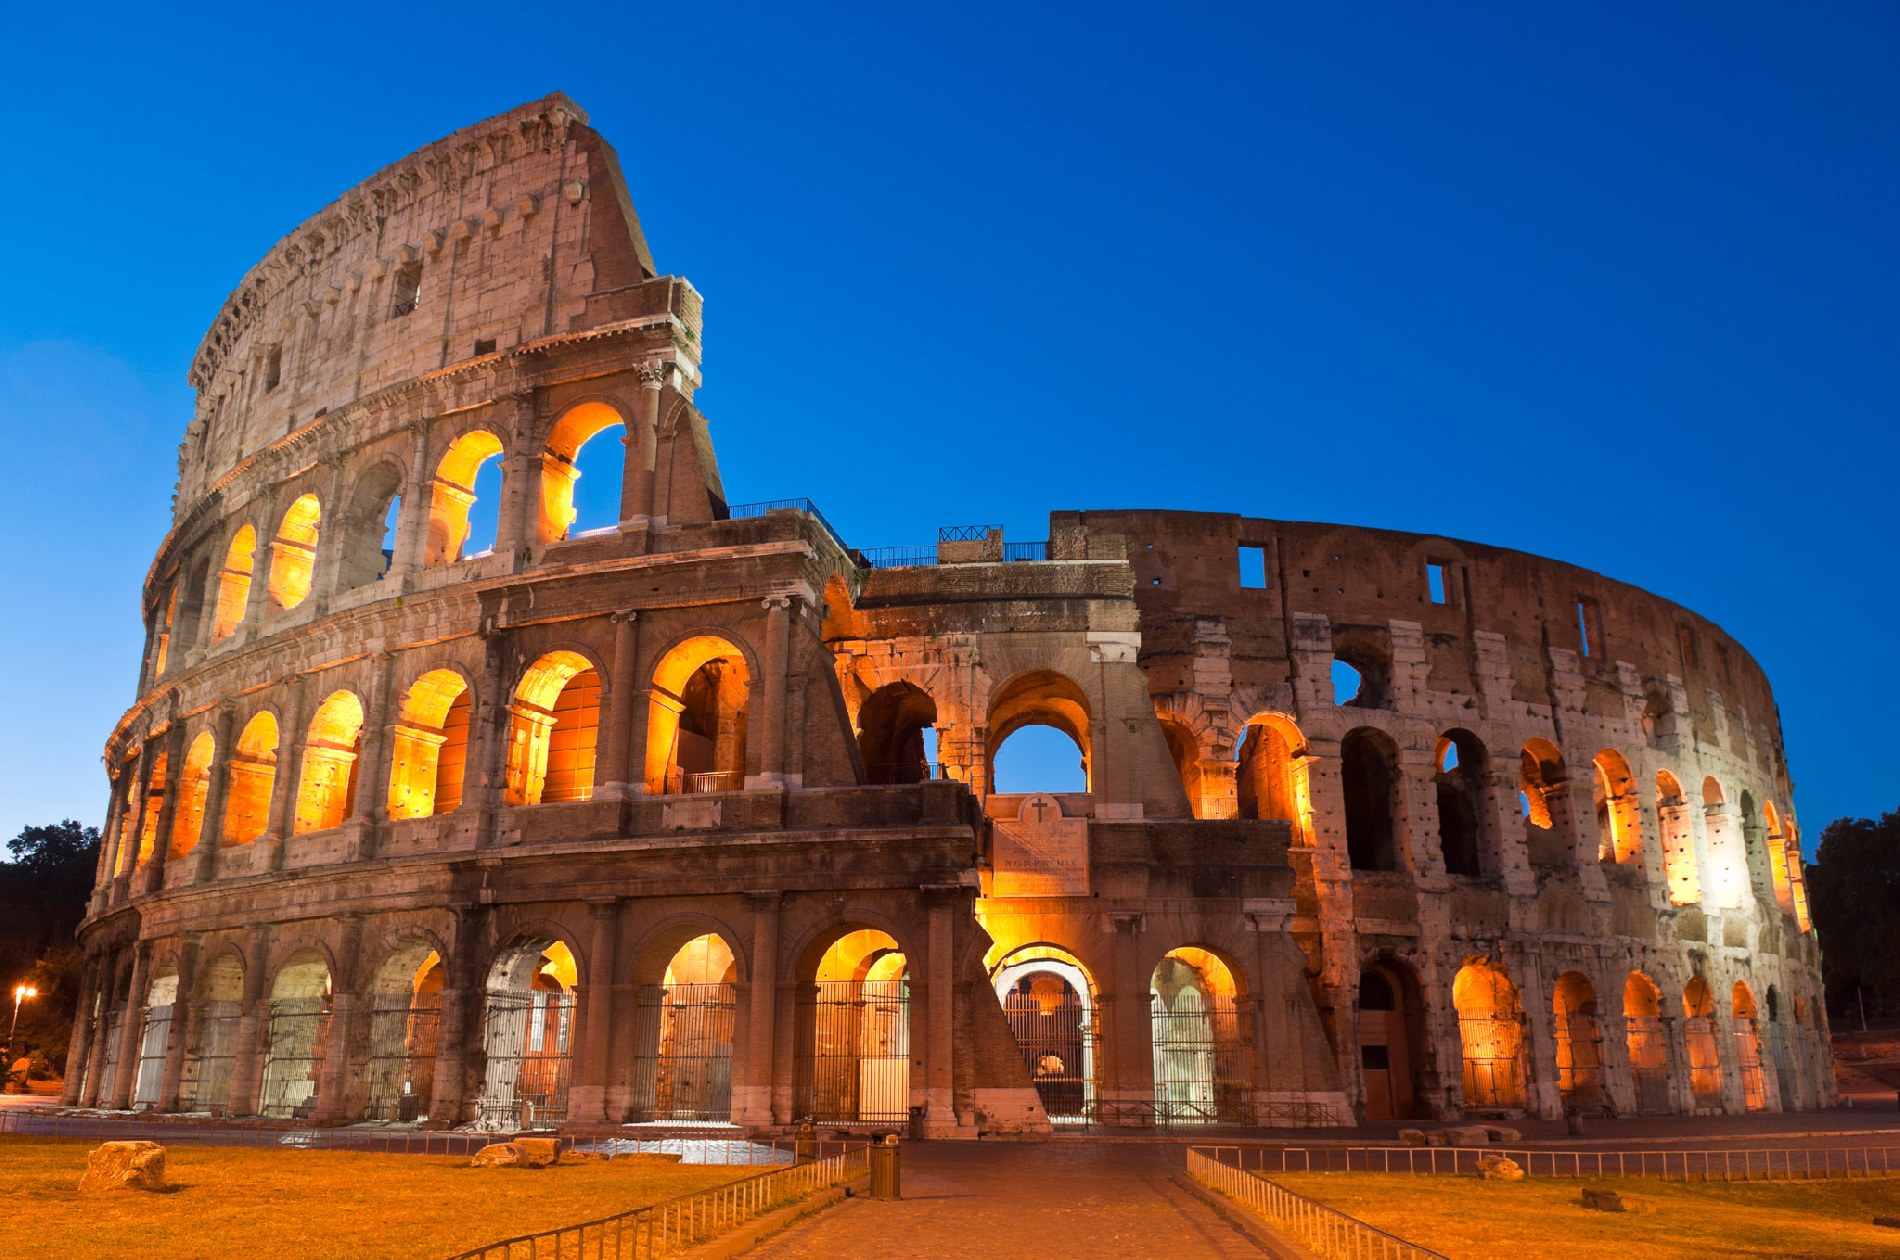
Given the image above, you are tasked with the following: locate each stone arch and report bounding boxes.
[1340,727,1401,871]
[647,632,753,795]
[1520,739,1571,866]
[1622,970,1671,1113]
[505,649,602,805]
[426,428,505,565]
[1682,975,1722,1108]
[1329,628,1392,709]
[1732,980,1767,1111]
[540,400,629,541]
[857,680,940,784]
[131,959,182,1108]
[211,522,257,640]
[1453,958,1525,1110]
[476,929,581,1129]
[361,934,445,1121]
[1236,712,1305,832]
[1150,944,1253,1125]
[819,571,864,641]
[181,947,246,1113]
[1433,728,1488,876]
[259,947,333,1118]
[293,690,365,834]
[388,667,473,818]
[1591,749,1642,864]
[1356,956,1426,1121]
[987,669,1092,793]
[794,923,913,1125]
[993,942,1098,1121]
[1654,769,1700,904]
[266,493,323,610]
[223,710,280,845]
[337,459,406,591]
[1159,714,1206,817]
[170,730,217,860]
[629,919,745,1122]
[1552,971,1604,1111]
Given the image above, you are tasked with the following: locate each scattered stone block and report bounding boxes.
[1581,1189,1625,1212]
[471,1142,525,1168]
[1398,1129,1428,1146]
[1445,1125,1491,1147]
[514,1137,562,1167]
[78,1141,168,1192]
[1424,1131,1449,1147]
[1483,1125,1522,1143]
[1873,1217,1900,1231]
[1475,1153,1526,1182]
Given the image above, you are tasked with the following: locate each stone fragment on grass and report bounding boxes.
[78,1141,168,1192]
[514,1137,561,1167]
[1580,1188,1625,1212]
[471,1142,524,1168]
[1475,1153,1525,1181]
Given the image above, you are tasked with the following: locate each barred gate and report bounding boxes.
[1684,1015,1723,1106]
[1624,1016,1673,1114]
[1457,1017,1524,1108]
[632,983,737,1122]
[1151,993,1254,1126]
[97,1008,125,1105]
[794,980,909,1125]
[363,992,442,1121]
[1555,1013,1603,1109]
[1003,990,1095,1120]
[478,990,574,1129]
[258,997,329,1118]
[184,1000,241,1112]
[1734,1017,1767,1111]
[131,1004,174,1108]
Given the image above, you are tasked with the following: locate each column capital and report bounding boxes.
[636,361,670,389]
[761,594,794,613]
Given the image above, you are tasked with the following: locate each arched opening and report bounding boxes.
[1357,962,1421,1120]
[647,636,750,795]
[259,950,332,1118]
[1150,946,1252,1126]
[387,670,471,819]
[1732,982,1767,1111]
[1520,739,1570,866]
[633,933,739,1122]
[134,749,169,868]
[1592,750,1642,865]
[857,682,939,785]
[1453,959,1525,1109]
[476,936,577,1130]
[426,430,505,565]
[337,463,404,591]
[1552,972,1604,1111]
[1623,971,1671,1114]
[293,691,364,834]
[131,964,180,1109]
[363,941,443,1122]
[987,671,1092,794]
[222,712,279,845]
[1159,717,1206,817]
[182,952,243,1113]
[1683,976,1723,1109]
[211,524,256,640]
[994,945,1098,1122]
[542,403,627,540]
[1655,770,1700,904]
[1764,801,1796,915]
[1330,636,1391,709]
[170,732,216,861]
[504,652,600,805]
[267,494,322,610]
[1701,775,1745,907]
[1236,714,1304,828]
[150,585,177,680]
[1434,730,1486,876]
[1340,728,1399,871]
[795,928,911,1125]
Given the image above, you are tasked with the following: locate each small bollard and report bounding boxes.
[795,1121,816,1164]
[1564,1106,1585,1137]
[869,1133,901,1200]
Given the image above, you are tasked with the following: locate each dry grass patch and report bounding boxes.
[0,1137,749,1260]
[1270,1171,1900,1260]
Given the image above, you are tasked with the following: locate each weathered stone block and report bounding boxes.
[78,1141,167,1192]
[1475,1153,1525,1181]
[1398,1129,1428,1146]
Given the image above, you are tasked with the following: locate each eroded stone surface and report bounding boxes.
[78,1141,167,1193]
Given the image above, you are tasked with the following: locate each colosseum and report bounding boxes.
[67,94,1833,1137]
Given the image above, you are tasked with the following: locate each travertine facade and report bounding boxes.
[69,96,1831,1135]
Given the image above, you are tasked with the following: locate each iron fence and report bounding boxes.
[443,1143,870,1260]
[851,545,939,570]
[478,989,575,1129]
[132,1004,173,1108]
[1189,1142,1900,1181]
[1003,990,1095,1120]
[723,498,854,557]
[1152,993,1255,1126]
[184,999,241,1112]
[1187,1147,1447,1260]
[794,980,910,1125]
[363,994,442,1122]
[258,997,329,1118]
[658,770,745,795]
[1624,1016,1673,1114]
[631,983,737,1122]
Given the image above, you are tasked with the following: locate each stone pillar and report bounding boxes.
[314,917,363,1123]
[226,930,275,1117]
[924,890,957,1132]
[495,392,540,564]
[240,507,277,639]
[1486,767,1536,896]
[147,723,188,889]
[597,613,640,800]
[194,704,239,882]
[392,419,433,583]
[625,362,666,522]
[107,943,153,1109]
[60,959,99,1106]
[1513,951,1562,1120]
[1397,752,1444,882]
[116,742,153,899]
[158,936,202,1112]
[468,628,510,846]
[266,679,308,869]
[79,956,117,1107]
[736,892,780,1126]
[748,595,793,789]
[350,651,398,839]
[570,899,621,1122]
[1105,911,1152,1120]
[428,905,485,1125]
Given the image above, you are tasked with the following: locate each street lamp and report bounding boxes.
[4,984,38,1081]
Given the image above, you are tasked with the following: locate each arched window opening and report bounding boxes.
[633,933,739,1122]
[293,691,365,834]
[1764,801,1795,916]
[134,749,169,869]
[543,403,628,540]
[1236,715,1304,829]
[1453,960,1525,1109]
[505,652,600,805]
[1700,775,1745,908]
[1330,637,1391,709]
[223,712,279,845]
[987,671,1092,794]
[152,586,177,679]
[1331,659,1362,705]
[858,682,939,784]
[426,430,504,565]
[1592,750,1642,864]
[388,670,471,819]
[1683,977,1723,1109]
[1732,982,1767,1111]
[1160,717,1205,817]
[259,951,332,1119]
[131,965,180,1109]
[267,494,322,610]
[1150,946,1251,1126]
[1434,730,1486,877]
[363,942,443,1122]
[647,637,750,795]
[1655,770,1700,905]
[1357,962,1420,1121]
[337,463,404,591]
[1340,729,1399,871]
[212,525,256,640]
[796,928,910,1125]
[477,937,577,1129]
[1553,972,1604,1111]
[994,946,1097,1123]
[182,953,243,1113]
[1623,971,1671,1114]
[1520,740,1569,866]
[172,556,211,663]
[170,731,216,861]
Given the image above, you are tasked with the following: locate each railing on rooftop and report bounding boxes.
[723,499,1052,570]
[658,770,746,796]
[724,498,854,556]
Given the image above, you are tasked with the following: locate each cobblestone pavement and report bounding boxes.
[747,1141,1275,1259]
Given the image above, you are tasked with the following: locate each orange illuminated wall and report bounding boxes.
[387,670,470,820]
[135,749,169,867]
[505,652,598,805]
[267,494,322,609]
[170,732,216,859]
[293,691,364,834]
[1654,770,1701,905]
[223,712,279,844]
[212,525,257,640]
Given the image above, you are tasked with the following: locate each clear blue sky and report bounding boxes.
[2,4,1894,851]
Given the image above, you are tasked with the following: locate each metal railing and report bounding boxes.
[1191,1142,1900,1181]
[724,498,853,557]
[1187,1147,1446,1260]
[1059,1098,1341,1131]
[851,541,1053,570]
[658,770,745,795]
[445,1142,870,1260]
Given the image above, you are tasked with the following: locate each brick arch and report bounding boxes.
[483,912,591,989]
[625,911,751,986]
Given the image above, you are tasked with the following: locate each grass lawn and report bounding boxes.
[1270,1171,1900,1260]
[0,1137,750,1260]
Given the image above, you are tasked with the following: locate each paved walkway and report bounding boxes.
[747,1142,1274,1259]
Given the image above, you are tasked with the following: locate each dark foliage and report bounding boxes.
[0,820,99,1075]
[1809,809,1900,1023]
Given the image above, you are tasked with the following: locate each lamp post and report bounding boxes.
[4,984,38,1083]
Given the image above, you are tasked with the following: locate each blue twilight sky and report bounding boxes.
[0,4,1895,850]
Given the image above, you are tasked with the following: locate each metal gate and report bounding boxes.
[131,1004,174,1108]
[1734,1017,1767,1111]
[1003,989,1095,1120]
[258,997,329,1118]
[632,983,737,1122]
[185,1000,241,1112]
[794,980,909,1125]
[1457,1017,1524,1109]
[1624,1016,1672,1114]
[477,989,574,1129]
[1555,1012,1604,1109]
[97,1008,125,1106]
[1151,993,1254,1125]
[363,992,442,1121]
[1684,1015,1723,1106]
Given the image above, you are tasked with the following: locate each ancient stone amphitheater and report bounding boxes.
[68,95,1832,1135]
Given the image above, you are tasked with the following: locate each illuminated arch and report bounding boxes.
[1654,770,1700,904]
[267,494,322,609]
[1623,971,1671,1113]
[1732,981,1767,1111]
[987,671,1092,791]
[362,937,444,1121]
[1552,971,1604,1109]
[258,948,332,1118]
[540,401,627,541]
[426,430,504,565]
[1453,959,1525,1109]
[169,730,216,860]
[1683,977,1722,1107]
[211,524,257,640]
[293,690,365,834]
[993,943,1098,1121]
[223,711,279,844]
[387,669,472,819]
[794,925,911,1125]
[631,931,741,1122]
[476,933,580,1127]
[646,635,751,795]
[503,650,601,805]
[1236,712,1306,832]
[1591,749,1642,864]
[1150,945,1253,1125]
